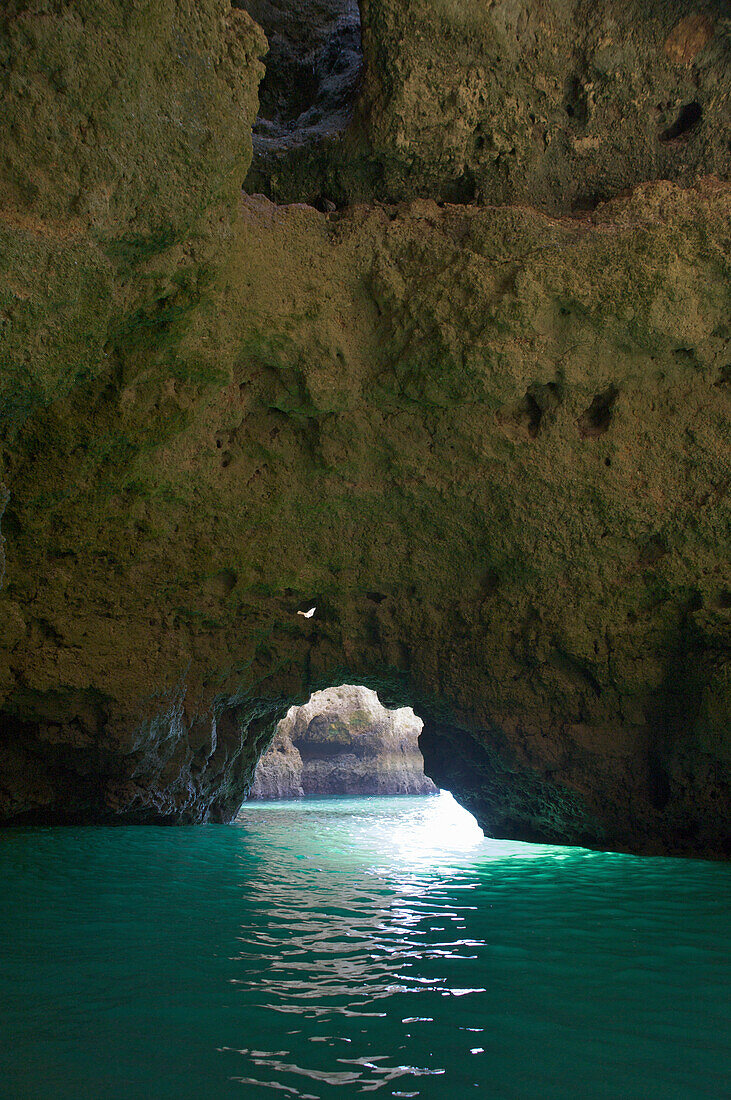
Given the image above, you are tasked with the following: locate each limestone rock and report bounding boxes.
[0,0,728,857]
[0,0,265,234]
[0,0,265,433]
[247,0,730,212]
[248,685,437,799]
[247,724,305,800]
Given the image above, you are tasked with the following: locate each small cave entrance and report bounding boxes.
[244,684,438,801]
[238,683,485,848]
[235,0,363,165]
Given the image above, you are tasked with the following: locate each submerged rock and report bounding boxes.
[248,685,437,799]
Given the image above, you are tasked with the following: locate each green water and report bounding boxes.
[1,794,729,1099]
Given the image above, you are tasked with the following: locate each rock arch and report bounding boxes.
[0,0,728,857]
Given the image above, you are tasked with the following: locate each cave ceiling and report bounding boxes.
[0,0,728,856]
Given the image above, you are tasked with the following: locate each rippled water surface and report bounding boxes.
[1,794,729,1099]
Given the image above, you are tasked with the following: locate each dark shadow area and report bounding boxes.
[659,101,703,144]
[236,0,362,160]
[578,384,618,439]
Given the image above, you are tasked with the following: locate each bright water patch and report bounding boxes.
[1,794,729,1099]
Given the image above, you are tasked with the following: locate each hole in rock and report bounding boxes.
[571,191,609,213]
[659,101,703,143]
[563,75,588,126]
[496,380,561,441]
[637,533,668,567]
[244,684,440,801]
[578,384,618,439]
[239,685,484,850]
[714,364,731,388]
[236,0,363,159]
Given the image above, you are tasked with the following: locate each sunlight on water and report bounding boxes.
[1,796,729,1099]
[237,791,566,872]
[387,789,485,859]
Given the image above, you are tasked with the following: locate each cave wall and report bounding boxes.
[0,0,728,854]
[248,0,731,210]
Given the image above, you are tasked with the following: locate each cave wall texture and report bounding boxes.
[0,0,729,856]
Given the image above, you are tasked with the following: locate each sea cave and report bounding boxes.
[0,0,729,1095]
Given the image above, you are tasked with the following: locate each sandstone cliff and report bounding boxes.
[0,0,728,856]
[248,685,437,799]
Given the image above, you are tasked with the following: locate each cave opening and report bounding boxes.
[236,0,363,168]
[240,683,485,847]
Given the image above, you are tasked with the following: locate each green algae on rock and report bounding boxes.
[0,0,265,433]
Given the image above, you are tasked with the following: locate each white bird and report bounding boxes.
[297,607,316,619]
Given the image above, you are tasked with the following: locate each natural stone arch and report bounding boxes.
[246,684,438,800]
[1,179,729,853]
[0,0,728,858]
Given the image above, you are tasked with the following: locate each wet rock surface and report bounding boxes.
[247,685,437,799]
[0,0,728,856]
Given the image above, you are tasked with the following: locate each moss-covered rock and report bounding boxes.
[0,0,264,232]
[0,0,265,433]
[248,0,731,212]
[0,0,728,856]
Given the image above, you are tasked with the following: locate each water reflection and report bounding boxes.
[224,797,569,1093]
[222,796,730,1097]
[2,798,728,1099]
[226,796,498,1090]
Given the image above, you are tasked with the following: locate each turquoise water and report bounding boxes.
[1,794,729,1099]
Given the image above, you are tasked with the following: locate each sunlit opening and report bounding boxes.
[247,684,437,802]
[394,790,485,856]
[241,684,571,867]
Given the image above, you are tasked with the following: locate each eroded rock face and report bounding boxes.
[0,0,266,435]
[247,724,305,801]
[249,0,730,211]
[0,0,728,855]
[248,685,437,799]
